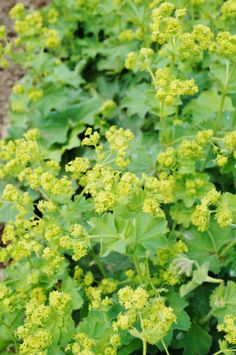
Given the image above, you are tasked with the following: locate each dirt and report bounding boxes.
[0,0,48,138]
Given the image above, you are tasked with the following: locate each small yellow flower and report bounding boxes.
[28,88,43,102]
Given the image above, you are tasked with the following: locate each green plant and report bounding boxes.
[0,0,236,354]
[0,121,235,354]
[2,0,235,160]
[1,0,153,160]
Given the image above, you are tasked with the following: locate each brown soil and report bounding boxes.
[0,0,48,138]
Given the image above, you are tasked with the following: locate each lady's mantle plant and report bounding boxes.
[0,0,236,355]
[0,124,236,354]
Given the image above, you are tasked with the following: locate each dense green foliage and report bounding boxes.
[0,0,236,354]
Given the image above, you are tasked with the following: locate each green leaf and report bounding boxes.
[97,43,135,73]
[185,221,234,273]
[182,325,212,355]
[184,89,234,124]
[38,98,101,148]
[118,338,142,355]
[61,276,83,310]
[45,64,83,88]
[180,263,209,297]
[210,281,236,321]
[166,291,191,332]
[0,326,13,351]
[0,202,17,223]
[89,212,168,257]
[89,214,128,257]
[128,133,159,175]
[122,83,155,119]
[170,203,193,228]
[47,346,65,355]
[129,212,168,257]
[210,62,236,93]
[216,192,236,223]
[78,310,113,353]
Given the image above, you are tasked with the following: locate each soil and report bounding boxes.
[0,0,48,138]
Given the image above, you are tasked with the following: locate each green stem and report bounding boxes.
[143,339,147,355]
[190,4,195,22]
[145,259,150,280]
[147,66,156,83]
[215,61,236,131]
[215,92,227,131]
[128,1,142,24]
[205,276,223,284]
[213,349,236,355]
[90,249,108,278]
[160,100,168,144]
[2,322,18,352]
[220,239,236,257]
[161,339,170,355]
[201,145,212,171]
[199,309,213,324]
[208,230,217,253]
[133,256,144,283]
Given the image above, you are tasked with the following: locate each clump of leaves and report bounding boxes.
[0,0,236,354]
[0,122,235,354]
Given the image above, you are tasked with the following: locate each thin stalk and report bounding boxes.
[2,321,18,352]
[220,239,236,257]
[143,340,147,355]
[142,2,149,45]
[215,92,227,131]
[199,309,213,324]
[137,310,147,355]
[208,230,217,253]
[161,339,170,355]
[128,1,141,22]
[160,100,168,144]
[205,276,223,284]
[190,5,195,22]
[133,256,144,283]
[145,259,150,280]
[201,145,212,171]
[213,349,236,355]
[215,61,236,131]
[90,249,108,278]
[147,66,156,83]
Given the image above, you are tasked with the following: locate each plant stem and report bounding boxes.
[220,239,236,257]
[160,100,168,144]
[143,340,147,355]
[145,259,150,280]
[208,230,217,252]
[212,349,236,355]
[133,256,144,283]
[2,321,18,352]
[199,309,213,324]
[90,249,108,278]
[201,145,212,172]
[161,339,170,355]
[147,66,156,83]
[215,61,236,131]
[205,276,223,284]
[215,91,227,132]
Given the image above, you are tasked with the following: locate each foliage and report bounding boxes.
[0,0,236,354]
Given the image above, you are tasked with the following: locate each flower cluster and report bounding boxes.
[9,3,60,50]
[218,315,236,345]
[157,240,189,285]
[151,2,184,44]
[154,68,198,106]
[114,287,176,346]
[1,1,236,354]
[16,292,71,354]
[105,126,134,167]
